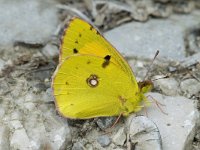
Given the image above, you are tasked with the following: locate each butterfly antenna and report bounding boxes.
[143,50,160,80]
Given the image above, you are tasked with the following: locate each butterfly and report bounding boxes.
[52,17,153,119]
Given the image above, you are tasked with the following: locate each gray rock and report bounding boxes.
[150,3,172,18]
[0,0,59,46]
[173,1,195,14]
[187,32,200,54]
[105,11,200,61]
[10,120,23,130]
[139,93,200,150]
[112,127,126,146]
[180,53,200,69]
[0,59,5,72]
[126,116,162,150]
[154,0,170,2]
[10,128,31,150]
[0,125,9,150]
[97,135,111,147]
[168,66,177,72]
[26,111,71,150]
[85,144,93,150]
[0,107,5,119]
[42,43,59,59]
[72,142,84,150]
[2,87,72,150]
[131,6,149,22]
[153,77,179,96]
[45,88,55,103]
[196,1,200,8]
[96,117,116,130]
[47,117,72,150]
[180,78,200,95]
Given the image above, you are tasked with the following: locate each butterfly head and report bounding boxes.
[138,80,153,94]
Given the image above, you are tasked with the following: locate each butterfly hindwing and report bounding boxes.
[52,55,140,119]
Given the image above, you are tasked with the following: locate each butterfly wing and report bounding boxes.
[60,17,137,84]
[52,55,140,119]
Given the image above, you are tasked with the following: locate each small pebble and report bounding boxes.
[154,77,179,96]
[168,66,176,72]
[112,127,126,146]
[127,116,162,150]
[96,117,116,130]
[180,78,200,95]
[72,142,84,150]
[97,135,111,147]
[42,43,59,59]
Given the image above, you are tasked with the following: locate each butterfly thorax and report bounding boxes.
[138,80,153,94]
[121,80,153,116]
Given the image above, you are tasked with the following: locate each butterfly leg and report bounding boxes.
[143,104,148,117]
[146,95,168,115]
[110,112,123,129]
[103,113,124,134]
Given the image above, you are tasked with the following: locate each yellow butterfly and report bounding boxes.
[52,17,153,119]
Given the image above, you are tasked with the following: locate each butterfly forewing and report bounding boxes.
[60,18,137,85]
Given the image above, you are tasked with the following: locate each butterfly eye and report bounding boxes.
[86,74,99,88]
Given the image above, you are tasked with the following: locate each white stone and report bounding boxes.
[51,127,70,149]
[112,127,126,146]
[10,120,23,130]
[126,116,162,150]
[45,88,55,103]
[42,43,59,59]
[180,78,200,95]
[154,77,179,96]
[139,93,199,150]
[10,111,22,120]
[72,142,85,150]
[10,128,31,150]
[0,0,59,46]
[23,113,48,150]
[0,125,9,150]
[23,102,36,111]
[97,135,111,147]
[180,53,200,68]
[44,114,72,150]
[0,59,5,71]
[0,107,5,119]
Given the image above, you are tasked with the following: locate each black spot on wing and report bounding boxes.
[104,55,111,61]
[96,30,100,35]
[73,48,78,53]
[102,55,111,68]
[87,60,91,64]
[75,40,78,44]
